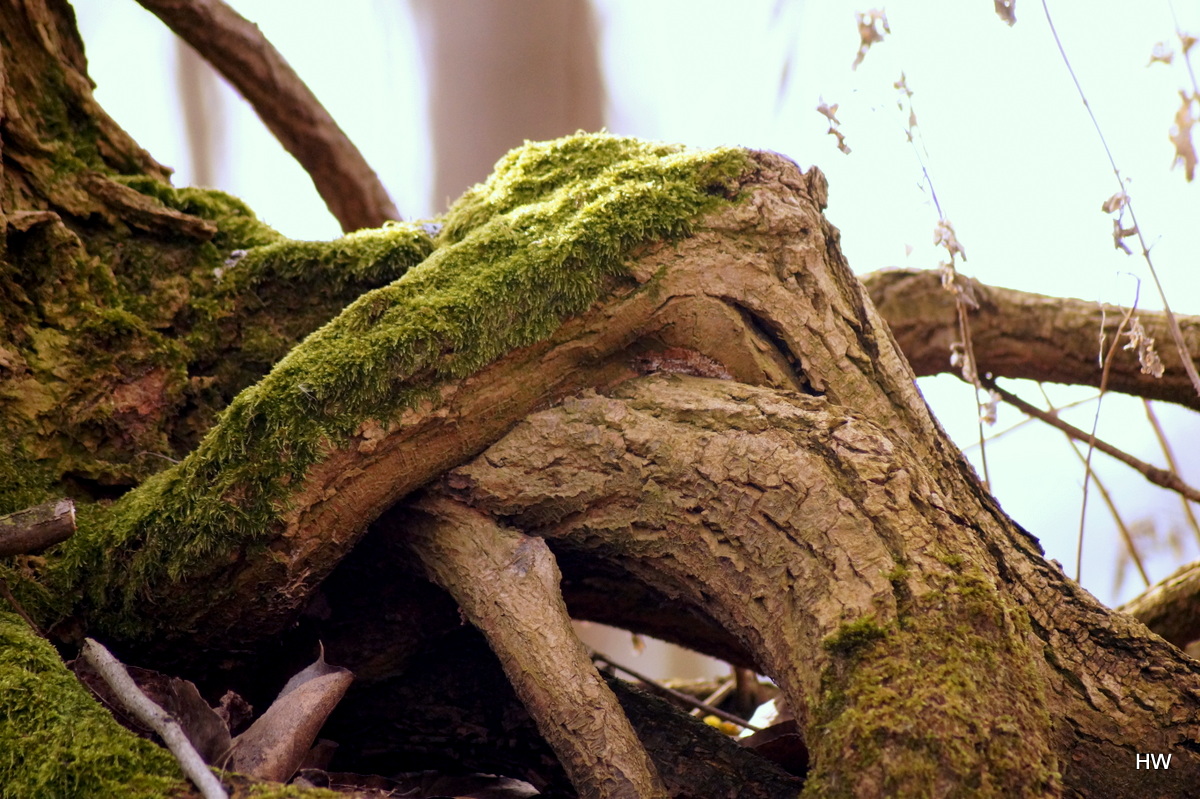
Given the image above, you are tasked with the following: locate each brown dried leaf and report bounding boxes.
[1111,219,1137,254]
[1148,42,1174,66]
[1100,191,1128,214]
[72,658,235,765]
[994,0,1017,26]
[1124,317,1165,378]
[229,646,354,782]
[816,100,841,124]
[1169,91,1197,181]
[852,9,890,70]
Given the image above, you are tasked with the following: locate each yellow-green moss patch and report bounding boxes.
[0,612,185,798]
[805,571,1061,798]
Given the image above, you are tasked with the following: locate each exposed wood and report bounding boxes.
[135,0,400,231]
[0,498,75,557]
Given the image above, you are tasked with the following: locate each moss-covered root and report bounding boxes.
[0,612,185,798]
[805,575,1062,798]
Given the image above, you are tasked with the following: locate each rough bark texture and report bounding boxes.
[406,495,670,799]
[862,266,1200,410]
[5,2,1200,797]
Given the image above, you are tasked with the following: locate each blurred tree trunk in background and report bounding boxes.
[412,0,605,211]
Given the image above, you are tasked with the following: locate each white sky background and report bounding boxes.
[73,1,1200,614]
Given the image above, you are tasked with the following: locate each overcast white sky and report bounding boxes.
[74,1,1200,613]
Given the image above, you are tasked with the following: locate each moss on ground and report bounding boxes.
[0,612,185,798]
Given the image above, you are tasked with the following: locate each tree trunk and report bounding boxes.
[3,2,1200,798]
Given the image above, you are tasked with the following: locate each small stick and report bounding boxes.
[590,651,760,732]
[81,639,228,799]
[0,498,75,557]
[981,377,1200,504]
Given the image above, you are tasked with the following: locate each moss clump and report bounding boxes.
[0,613,185,798]
[822,615,889,659]
[116,176,283,251]
[48,133,752,639]
[806,572,1061,798]
[223,223,435,295]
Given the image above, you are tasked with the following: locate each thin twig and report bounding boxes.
[0,578,43,637]
[962,393,1099,452]
[1037,385,1148,588]
[1168,1,1199,99]
[1073,301,1134,580]
[590,650,760,732]
[981,376,1200,505]
[1041,0,1200,398]
[136,0,400,232]
[1143,399,1200,546]
[81,639,228,799]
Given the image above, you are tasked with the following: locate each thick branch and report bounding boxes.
[1121,561,1200,649]
[425,375,1200,798]
[404,495,668,799]
[136,0,400,231]
[863,267,1200,410]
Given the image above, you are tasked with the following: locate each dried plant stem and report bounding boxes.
[1169,1,1200,98]
[1071,304,1133,581]
[1143,399,1200,545]
[1038,386,1149,588]
[81,639,228,799]
[1041,0,1200,399]
[981,377,1200,505]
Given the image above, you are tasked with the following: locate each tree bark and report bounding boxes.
[862,266,1200,411]
[5,2,1200,797]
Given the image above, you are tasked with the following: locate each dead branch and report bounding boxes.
[0,499,75,557]
[81,638,228,799]
[135,0,400,232]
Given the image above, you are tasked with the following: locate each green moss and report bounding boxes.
[822,616,889,659]
[224,223,435,294]
[116,176,283,250]
[0,612,186,798]
[47,133,752,639]
[805,572,1061,798]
